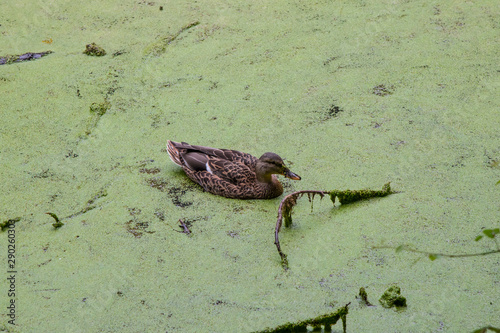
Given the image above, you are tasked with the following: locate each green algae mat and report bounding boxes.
[1,1,499,332]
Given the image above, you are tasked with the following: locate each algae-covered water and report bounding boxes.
[1,1,499,332]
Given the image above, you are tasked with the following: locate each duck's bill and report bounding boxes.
[284,169,301,180]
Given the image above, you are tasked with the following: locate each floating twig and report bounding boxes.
[0,51,53,65]
[177,219,191,234]
[46,212,64,229]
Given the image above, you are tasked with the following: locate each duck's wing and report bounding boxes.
[206,157,256,185]
[181,151,254,185]
[168,140,257,167]
[184,168,256,199]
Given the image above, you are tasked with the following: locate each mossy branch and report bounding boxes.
[255,302,350,333]
[275,183,396,269]
[329,182,393,205]
[0,217,21,231]
[46,212,64,228]
[274,190,328,267]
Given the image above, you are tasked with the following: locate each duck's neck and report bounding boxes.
[265,175,283,198]
[255,163,273,183]
[256,172,272,183]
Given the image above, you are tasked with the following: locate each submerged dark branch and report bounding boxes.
[274,183,396,268]
[0,51,53,65]
[274,190,328,268]
[373,244,500,261]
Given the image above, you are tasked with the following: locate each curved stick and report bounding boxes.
[274,190,328,268]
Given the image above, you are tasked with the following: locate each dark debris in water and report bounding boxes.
[373,84,394,96]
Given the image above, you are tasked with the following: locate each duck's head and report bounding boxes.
[256,152,301,182]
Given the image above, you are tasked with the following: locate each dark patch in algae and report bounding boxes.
[83,43,106,56]
[167,187,193,208]
[125,207,155,238]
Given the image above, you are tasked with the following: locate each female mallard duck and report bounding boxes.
[167,140,301,199]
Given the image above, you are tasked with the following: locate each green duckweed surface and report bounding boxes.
[1,1,499,332]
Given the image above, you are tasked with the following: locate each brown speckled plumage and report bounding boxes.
[167,140,301,199]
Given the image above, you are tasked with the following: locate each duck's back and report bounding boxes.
[170,141,258,169]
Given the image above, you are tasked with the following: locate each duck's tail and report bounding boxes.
[167,140,183,166]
